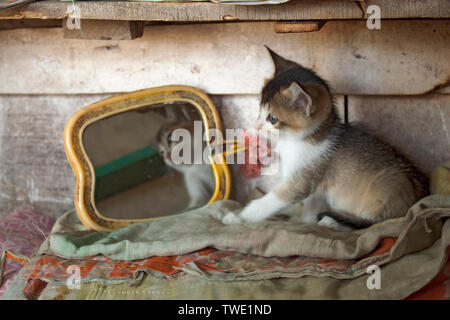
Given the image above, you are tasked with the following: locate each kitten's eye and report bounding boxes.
[267,113,279,125]
[167,132,173,145]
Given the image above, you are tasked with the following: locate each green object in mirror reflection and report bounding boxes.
[94,146,169,201]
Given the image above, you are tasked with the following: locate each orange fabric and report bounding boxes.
[197,248,216,256]
[110,256,182,278]
[362,237,397,259]
[25,239,399,283]
[5,250,29,265]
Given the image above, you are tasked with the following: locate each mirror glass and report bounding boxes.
[82,102,215,220]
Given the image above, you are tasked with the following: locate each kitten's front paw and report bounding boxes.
[221,212,243,225]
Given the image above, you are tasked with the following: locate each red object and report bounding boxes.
[239,163,261,178]
[238,132,271,178]
[23,279,48,300]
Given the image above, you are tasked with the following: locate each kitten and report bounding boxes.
[222,47,429,231]
[157,109,215,209]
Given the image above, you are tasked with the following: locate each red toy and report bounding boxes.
[238,131,271,178]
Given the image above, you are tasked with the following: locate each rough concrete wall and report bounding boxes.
[0,95,108,218]
[347,94,450,174]
[1,21,449,95]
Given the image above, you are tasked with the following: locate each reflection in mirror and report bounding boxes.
[82,102,215,220]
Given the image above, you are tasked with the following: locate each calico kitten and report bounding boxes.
[157,109,215,209]
[222,47,429,230]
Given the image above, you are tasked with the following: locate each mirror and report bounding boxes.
[84,103,215,219]
[64,86,231,231]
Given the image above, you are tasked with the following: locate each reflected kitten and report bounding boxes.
[157,118,215,209]
[222,47,428,231]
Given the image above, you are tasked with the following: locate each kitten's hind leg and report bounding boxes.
[317,211,373,231]
[289,194,364,232]
[289,193,329,224]
[317,216,354,232]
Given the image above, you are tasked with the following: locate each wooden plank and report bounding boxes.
[0,1,362,21]
[347,94,450,174]
[1,0,449,21]
[436,85,450,94]
[1,20,448,95]
[0,19,60,30]
[366,0,450,19]
[274,21,325,33]
[435,82,450,95]
[62,19,144,40]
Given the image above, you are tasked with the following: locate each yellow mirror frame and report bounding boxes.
[64,85,231,231]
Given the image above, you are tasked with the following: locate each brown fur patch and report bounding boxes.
[264,82,335,143]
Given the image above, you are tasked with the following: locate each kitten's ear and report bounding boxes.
[165,106,178,121]
[265,46,297,75]
[165,105,190,122]
[179,105,191,122]
[281,82,315,118]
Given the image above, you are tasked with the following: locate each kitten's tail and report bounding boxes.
[317,211,374,230]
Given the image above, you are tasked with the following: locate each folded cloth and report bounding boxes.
[0,207,55,296]
[21,237,397,285]
[25,240,450,300]
[5,194,450,300]
[49,196,448,262]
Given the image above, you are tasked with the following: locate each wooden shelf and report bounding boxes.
[1,0,449,22]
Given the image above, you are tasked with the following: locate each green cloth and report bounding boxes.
[49,195,449,264]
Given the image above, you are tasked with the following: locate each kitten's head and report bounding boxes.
[157,120,196,171]
[258,47,336,139]
[156,105,205,171]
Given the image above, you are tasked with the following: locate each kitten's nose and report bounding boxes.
[255,117,264,130]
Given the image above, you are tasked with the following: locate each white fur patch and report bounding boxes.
[291,193,330,224]
[221,192,289,225]
[258,108,269,130]
[239,192,289,222]
[278,133,331,179]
